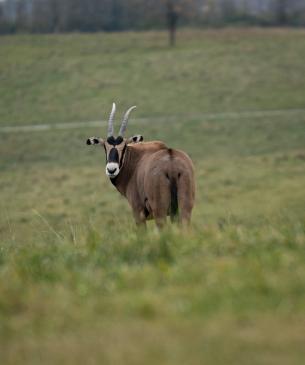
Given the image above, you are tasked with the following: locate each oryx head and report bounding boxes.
[86,103,143,178]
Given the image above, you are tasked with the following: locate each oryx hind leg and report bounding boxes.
[177,173,195,226]
[148,175,171,229]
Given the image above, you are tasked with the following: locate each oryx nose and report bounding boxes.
[107,167,117,174]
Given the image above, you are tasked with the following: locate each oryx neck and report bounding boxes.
[109,146,141,192]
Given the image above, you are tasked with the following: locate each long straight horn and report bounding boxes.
[119,106,137,137]
[107,102,116,137]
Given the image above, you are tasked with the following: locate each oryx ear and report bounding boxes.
[86,137,104,146]
[127,135,144,144]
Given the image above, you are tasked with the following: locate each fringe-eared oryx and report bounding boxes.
[86,103,195,228]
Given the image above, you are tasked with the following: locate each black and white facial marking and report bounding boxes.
[86,134,143,178]
[86,137,103,146]
[86,103,142,178]
[131,135,144,143]
[104,136,126,178]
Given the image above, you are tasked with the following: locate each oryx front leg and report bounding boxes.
[132,209,147,228]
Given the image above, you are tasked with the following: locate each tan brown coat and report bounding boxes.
[111,141,195,228]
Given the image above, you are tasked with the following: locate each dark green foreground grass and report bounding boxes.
[0,29,305,364]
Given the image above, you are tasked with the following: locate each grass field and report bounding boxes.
[0,29,305,364]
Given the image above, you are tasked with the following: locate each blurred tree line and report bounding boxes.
[1,0,305,34]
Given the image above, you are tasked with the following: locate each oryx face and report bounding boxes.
[86,103,143,179]
[104,136,126,178]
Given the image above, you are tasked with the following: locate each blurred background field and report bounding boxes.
[1,28,305,125]
[1,28,305,364]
